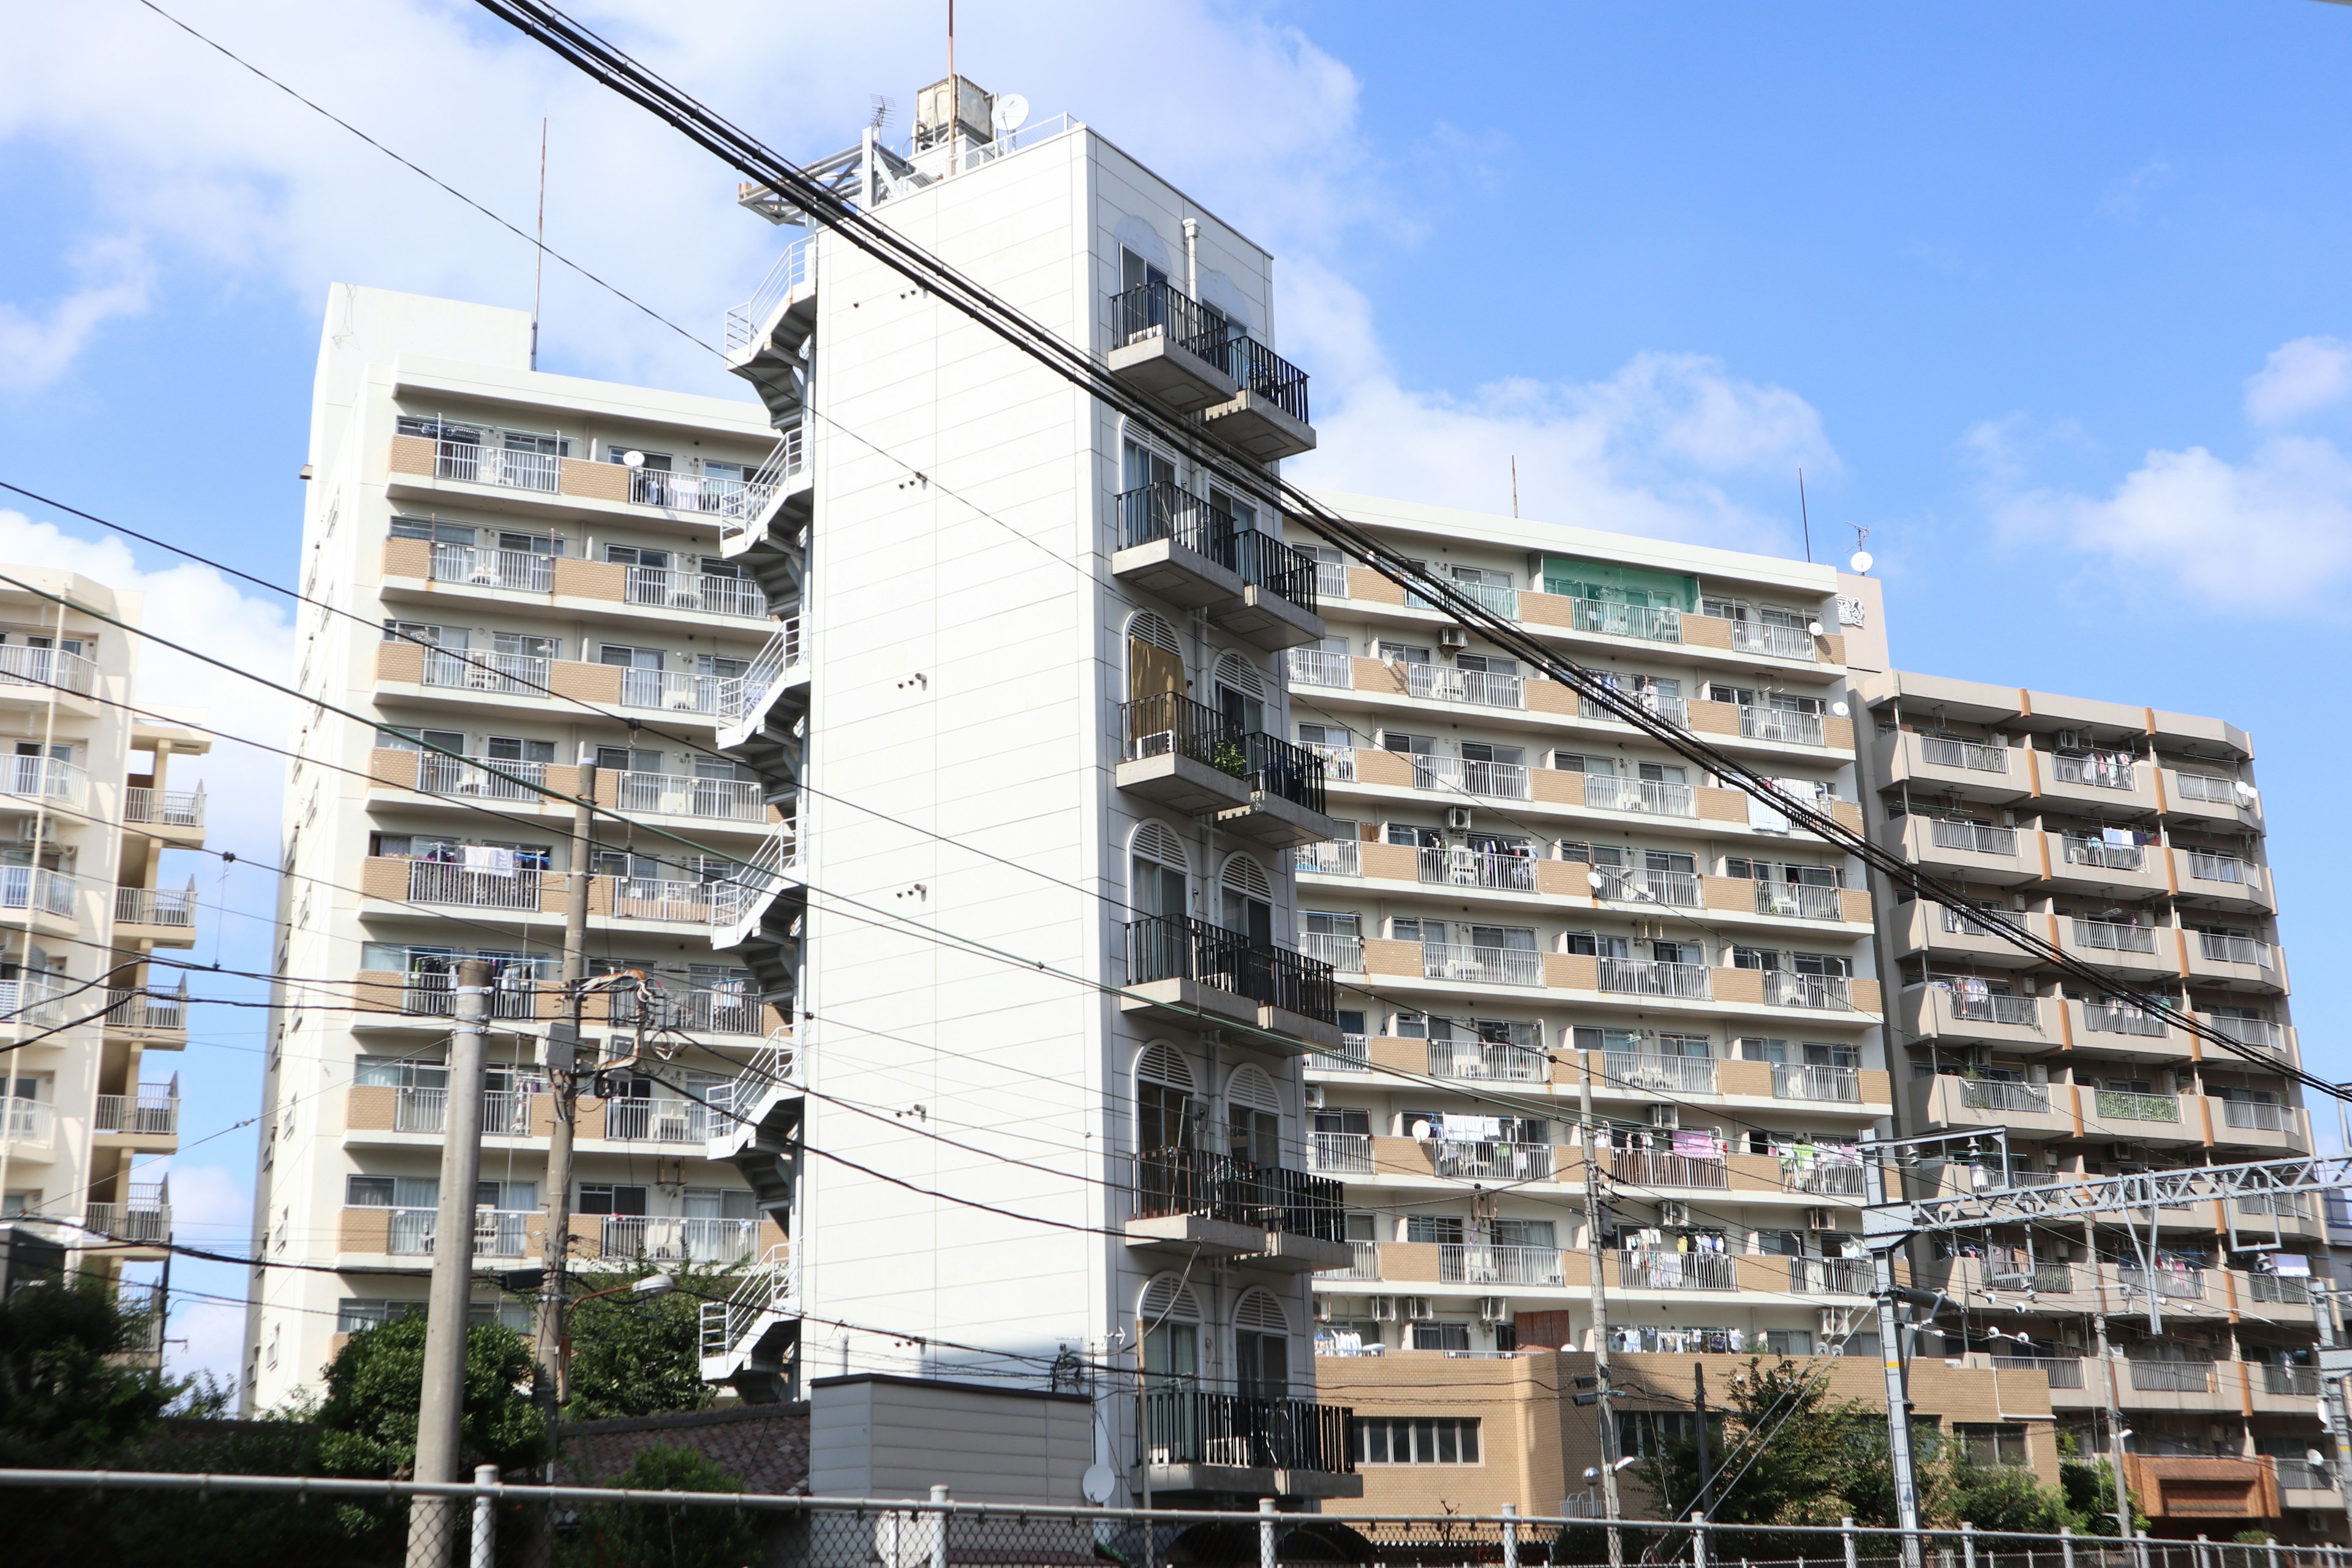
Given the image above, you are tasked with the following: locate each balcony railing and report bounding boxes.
[1599,867,1700,908]
[2277,1460,2332,1493]
[0,642,97,696]
[1789,1257,1874,1294]
[115,881,195,929]
[1332,1032,1369,1072]
[1423,942,1543,988]
[1993,1356,2085,1389]
[1412,753,1530,800]
[1773,1063,1861,1102]
[2127,1359,2213,1392]
[2237,1193,2310,1219]
[620,668,725,715]
[2097,1090,2180,1123]
[393,1086,534,1137]
[1928,820,2017,856]
[1137,1387,1351,1475]
[3,1096,53,1144]
[104,982,188,1032]
[1433,1140,1553,1182]
[1755,881,1842,920]
[602,1096,718,1144]
[1419,846,1537,892]
[2247,1275,2313,1305]
[1310,1132,1373,1176]
[1599,957,1709,999]
[85,1185,172,1243]
[1332,1240,1380,1281]
[1402,662,1524,710]
[0,753,84,805]
[1607,1054,1717,1094]
[0,974,73,1030]
[1961,1078,2050,1114]
[2072,918,2157,954]
[625,467,775,519]
[1295,931,1362,972]
[0,867,75,917]
[121,784,203,826]
[612,769,768,823]
[600,1215,759,1266]
[2261,1363,2321,1396]
[1117,481,1318,613]
[408,860,543,911]
[2185,851,2256,886]
[415,426,560,492]
[94,1082,179,1136]
[1740,706,1825,745]
[429,542,553,593]
[1613,1152,1729,1189]
[1617,1250,1738,1291]
[607,876,719,924]
[1784,1161,1866,1197]
[395,962,551,1020]
[1920,736,2008,773]
[1312,560,1349,601]
[1729,621,1817,660]
[1125,914,1338,1023]
[1131,1147,1344,1240]
[1427,1038,1548,1083]
[1583,774,1695,817]
[2051,752,2136,791]
[2198,932,2272,968]
[1763,971,1852,1011]
[2175,773,2241,805]
[2222,1100,2291,1133]
[1121,693,1327,814]
[1306,744,1355,782]
[417,753,545,802]
[2062,836,2146,872]
[1114,279,1313,424]
[421,646,546,696]
[1580,689,1687,728]
[1286,648,1351,688]
[623,564,769,619]
[2081,1000,2169,1038]
[1293,840,1359,878]
[2203,1015,2283,1052]
[1948,990,2043,1029]
[1565,597,1681,643]
[1442,1243,1563,1286]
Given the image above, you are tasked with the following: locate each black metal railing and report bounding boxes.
[1139,1387,1353,1474]
[1119,695,1327,813]
[1226,527,1319,614]
[1124,913,1339,1024]
[1131,1147,1345,1240]
[1118,483,1318,615]
[1111,279,1312,424]
[1210,333,1311,423]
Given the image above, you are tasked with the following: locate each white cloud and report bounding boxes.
[2096,158,2175,221]
[2245,335,2352,424]
[0,235,153,392]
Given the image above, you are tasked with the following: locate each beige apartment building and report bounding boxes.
[0,568,206,1295]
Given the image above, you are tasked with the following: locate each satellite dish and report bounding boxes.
[1831,701,1850,718]
[992,93,1030,134]
[1849,550,1873,575]
[1806,620,1825,638]
[1586,870,1607,891]
[1081,1463,1117,1505]
[622,450,646,469]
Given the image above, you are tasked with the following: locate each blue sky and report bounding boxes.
[1,1,2346,1383]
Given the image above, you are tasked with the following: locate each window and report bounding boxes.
[383,619,459,647]
[1491,1219,1556,1248]
[598,643,662,670]
[345,1177,396,1208]
[1763,1329,1815,1356]
[1409,1321,1472,1352]
[1957,1424,2030,1468]
[1385,823,1441,848]
[484,736,556,763]
[1380,731,1435,753]
[1406,1215,1466,1244]
[390,518,477,545]
[378,726,466,754]
[576,1183,647,1216]
[1355,1417,1482,1464]
[606,445,671,472]
[495,631,558,661]
[336,1298,424,1334]
[1234,1290,1290,1400]
[605,544,672,569]
[1316,1108,1372,1137]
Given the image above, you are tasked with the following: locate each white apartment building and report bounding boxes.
[0,568,206,1291]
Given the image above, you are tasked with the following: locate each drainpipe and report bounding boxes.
[1182,219,1199,302]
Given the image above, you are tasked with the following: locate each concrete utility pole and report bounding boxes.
[1860,1135,1924,1568]
[2087,1215,2135,1542]
[2306,1283,2352,1529]
[1578,1061,1624,1568]
[409,958,492,1568]
[533,773,594,1415]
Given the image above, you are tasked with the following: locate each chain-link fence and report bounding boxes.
[0,1469,2345,1568]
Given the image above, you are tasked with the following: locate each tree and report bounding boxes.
[316,1313,546,1478]
[560,1442,759,1568]
[0,1273,173,1468]
[1634,1357,1883,1536]
[564,1268,721,1421]
[2059,1455,2146,1537]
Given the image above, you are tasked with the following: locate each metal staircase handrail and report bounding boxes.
[700,1242,796,1359]
[718,619,804,726]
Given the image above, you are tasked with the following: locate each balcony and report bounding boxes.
[1137,1389,1356,1499]
[1611,1152,1730,1189]
[601,1096,720,1145]
[1762,971,1852,1011]
[600,1215,760,1267]
[1404,662,1523,710]
[428,542,553,593]
[2127,1360,2214,1393]
[1599,957,1710,999]
[1411,753,1531,801]
[1752,882,1844,921]
[2063,918,2173,977]
[2050,752,2136,791]
[1287,647,1351,688]
[1582,774,1695,818]
[0,867,75,921]
[1580,689,1687,728]
[1787,1257,1874,1294]
[2075,997,2172,1041]
[0,642,98,699]
[413,752,548,804]
[1418,845,1536,893]
[1739,706,1826,746]
[1772,1063,1861,1102]
[1615,1251,1738,1291]
[1310,1132,1374,1175]
[1729,620,1819,662]
[121,783,203,831]
[1917,1074,2075,1138]
[2243,1273,2314,1308]
[2200,1014,2285,1054]
[2,1095,53,1149]
[1433,1139,1553,1182]
[1605,1052,1717,1095]
[1108,280,1316,459]
[2193,930,2274,974]
[1123,914,1340,1042]
[2164,769,2260,829]
[1111,484,1321,649]
[1551,597,1684,644]
[1293,840,1359,878]
[94,1080,179,1139]
[1127,1147,1349,1270]
[622,564,769,619]
[1886,815,2035,884]
[608,769,771,824]
[1118,694,1332,843]
[404,859,546,912]
[2096,1089,2180,1123]
[1871,730,2027,805]
[1961,1078,2050,1114]
[0,974,76,1031]
[2261,1363,2321,1397]
[391,1086,535,1138]
[0,753,85,808]
[1427,1038,1548,1083]
[1441,1243,1564,1286]
[2056,833,2150,874]
[1599,867,1701,908]
[116,881,197,940]
[85,1180,171,1245]
[1423,942,1544,988]
[420,644,549,698]
[2040,750,2158,812]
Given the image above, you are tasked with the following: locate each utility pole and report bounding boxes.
[533,772,594,1422]
[1692,1362,1713,1518]
[1578,1059,1624,1568]
[1860,1134,1923,1568]
[2306,1283,2352,1529]
[409,958,491,1568]
[2087,1215,2135,1542]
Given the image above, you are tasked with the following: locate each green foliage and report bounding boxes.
[564,1269,720,1421]
[1936,1457,2074,1532]
[560,1443,758,1568]
[315,1312,546,1477]
[1209,740,1250,777]
[0,1275,174,1467]
[2234,1530,2277,1545]
[2060,1458,2147,1537]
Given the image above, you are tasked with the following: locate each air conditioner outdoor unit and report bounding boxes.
[1305,1085,1325,1109]
[1406,1296,1436,1321]
[1477,1297,1509,1324]
[1808,1208,1838,1231]
[1314,1297,1334,1323]
[1439,625,1469,652]
[1659,1202,1692,1227]
[2054,729,2084,752]
[1649,1104,1679,1129]
[1370,1295,1398,1322]
[1446,806,1474,831]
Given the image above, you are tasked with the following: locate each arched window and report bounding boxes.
[1136,1043,1196,1155]
[1234,1287,1290,1400]
[1218,852,1273,946]
[1125,610,1183,709]
[1212,650,1267,735]
[1226,1063,1282,1167]
[1129,821,1189,921]
[1139,1272,1202,1389]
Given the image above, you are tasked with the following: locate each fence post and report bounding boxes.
[2061,1525,2076,1568]
[1260,1498,1277,1568]
[2195,1533,2210,1568]
[1845,1517,1860,1568]
[930,1485,950,1568]
[469,1464,497,1568]
[1964,1522,1978,1568]
[1502,1504,1519,1568]
[1691,1511,1709,1568]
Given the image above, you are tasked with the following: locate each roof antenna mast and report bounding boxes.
[948,0,955,84]
[530,118,547,371]
[1798,466,1811,562]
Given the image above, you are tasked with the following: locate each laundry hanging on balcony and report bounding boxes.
[1671,1128,1722,1159]
[462,845,518,875]
[1436,1114,1502,1142]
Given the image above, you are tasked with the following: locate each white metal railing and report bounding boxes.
[613,770,767,823]
[724,235,813,354]
[1330,1240,1379,1281]
[94,1082,178,1136]
[1789,1257,1875,1294]
[602,1214,758,1265]
[386,1207,530,1258]
[2127,1359,2213,1392]
[1422,943,1543,987]
[1580,690,1688,728]
[85,1185,171,1243]
[1286,649,1352,688]
[1961,1077,2051,1114]
[626,467,765,517]
[428,543,552,594]
[1442,1243,1562,1286]
[1566,597,1681,643]
[623,564,769,619]
[421,429,560,493]
[0,753,84,805]
[1297,932,1363,972]
[716,619,804,726]
[115,881,195,929]
[1434,1140,1553,1182]
[1763,971,1853,1011]
[407,859,542,911]
[2062,835,2146,872]
[1311,1131,1374,1175]
[602,1096,717,1144]
[1293,840,1360,878]
[2072,918,2157,954]
[122,783,202,826]
[1774,1063,1861,1102]
[1926,819,2017,856]
[1445,581,1520,619]
[606,876,718,924]
[1598,957,1709,999]
[1920,736,2008,774]
[2185,851,2256,886]
[1419,846,1537,892]
[2097,1090,2180,1123]
[706,1033,798,1127]
[2051,752,2136,790]
[2223,1100,2291,1133]
[1606,1053,1717,1094]
[2247,1275,2315,1305]
[1581,774,1695,817]
[420,646,546,696]
[0,974,73,1028]
[1330,1032,1370,1072]
[0,643,99,696]
[1616,1250,1738,1291]
[2202,1015,2283,1052]
[2,1096,54,1144]
[709,826,798,932]
[104,982,187,1032]
[700,1242,794,1361]
[2175,772,2242,805]
[0,867,75,918]
[1730,621,1818,660]
[1741,706,1826,745]
[2238,1192,2310,1219]
[1427,1038,1548,1083]
[1304,744,1355,782]
[415,753,545,802]
[1412,755,1530,800]
[393,1085,533,1137]
[1615,1152,1731,1189]
[2081,999,2169,1037]
[621,668,723,715]
[718,428,806,551]
[1755,881,1842,920]
[2199,931,2272,968]
[1312,561,1349,601]
[1785,1161,1867,1197]
[1593,865,1700,908]
[1402,663,1524,710]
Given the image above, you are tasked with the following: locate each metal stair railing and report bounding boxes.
[718,619,805,728]
[699,1243,795,1361]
